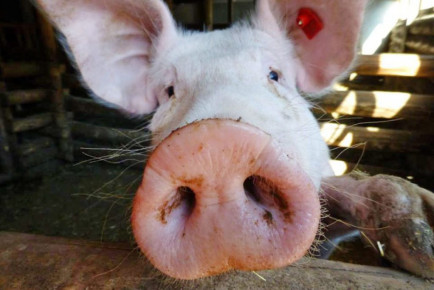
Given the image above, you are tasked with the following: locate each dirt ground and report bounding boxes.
[0,162,141,243]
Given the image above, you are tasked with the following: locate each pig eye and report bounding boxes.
[166,86,175,98]
[269,71,279,82]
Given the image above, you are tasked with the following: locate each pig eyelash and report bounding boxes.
[268,70,279,82]
[166,86,175,98]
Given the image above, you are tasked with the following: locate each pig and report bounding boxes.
[36,0,433,280]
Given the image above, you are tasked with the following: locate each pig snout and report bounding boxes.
[132,119,320,279]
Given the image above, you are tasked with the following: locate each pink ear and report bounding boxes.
[257,0,368,93]
[37,0,177,114]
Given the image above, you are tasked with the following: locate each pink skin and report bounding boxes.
[132,120,320,279]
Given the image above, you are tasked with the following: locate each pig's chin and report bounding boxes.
[131,119,321,279]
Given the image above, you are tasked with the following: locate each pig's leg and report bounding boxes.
[321,172,434,279]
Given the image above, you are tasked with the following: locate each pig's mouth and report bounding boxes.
[132,119,321,279]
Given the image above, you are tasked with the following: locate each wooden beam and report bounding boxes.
[19,137,54,156]
[316,90,434,119]
[12,113,53,133]
[228,0,234,24]
[405,35,434,54]
[0,232,427,289]
[408,14,434,36]
[320,123,433,154]
[0,62,46,79]
[355,54,434,77]
[5,89,49,105]
[409,24,434,36]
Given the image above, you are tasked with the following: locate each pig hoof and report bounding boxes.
[359,175,434,279]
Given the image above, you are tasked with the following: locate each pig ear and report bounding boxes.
[36,0,177,114]
[256,0,368,93]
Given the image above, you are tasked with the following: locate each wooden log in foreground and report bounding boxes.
[317,90,434,119]
[0,232,429,289]
[355,54,434,77]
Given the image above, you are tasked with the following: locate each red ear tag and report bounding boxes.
[296,8,324,40]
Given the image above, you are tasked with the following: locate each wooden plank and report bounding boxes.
[5,89,49,105]
[320,123,433,154]
[0,232,429,289]
[355,54,434,77]
[405,35,434,54]
[316,90,434,119]
[0,62,46,78]
[408,14,434,36]
[12,113,53,133]
[19,137,55,156]
[409,24,434,36]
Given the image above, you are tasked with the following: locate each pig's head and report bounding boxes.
[37,0,367,279]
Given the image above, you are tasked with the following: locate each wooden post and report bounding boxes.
[0,97,14,181]
[50,65,74,162]
[36,10,74,162]
[228,0,234,24]
[389,19,407,53]
[0,73,16,180]
[205,0,213,31]
[36,10,58,61]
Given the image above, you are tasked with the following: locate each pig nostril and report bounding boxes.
[243,176,262,204]
[176,186,196,217]
[158,186,196,224]
[243,175,289,211]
